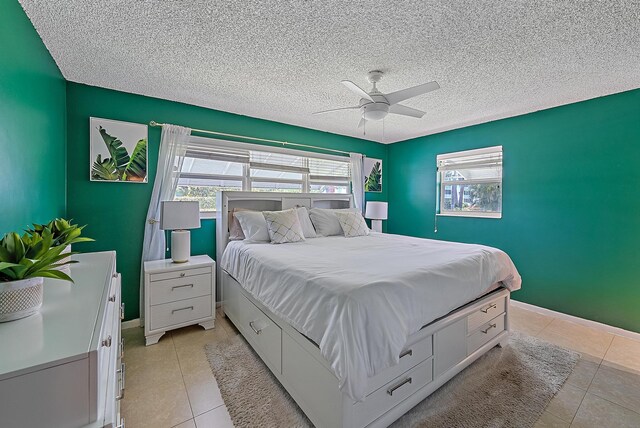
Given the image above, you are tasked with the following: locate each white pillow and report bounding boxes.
[228,208,249,240]
[335,211,370,237]
[263,208,306,244]
[308,208,356,237]
[234,211,270,242]
[296,207,317,239]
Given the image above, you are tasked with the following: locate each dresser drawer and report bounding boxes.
[467,314,506,355]
[150,266,211,282]
[467,296,506,333]
[149,273,212,306]
[354,358,433,427]
[366,334,433,394]
[149,295,213,330]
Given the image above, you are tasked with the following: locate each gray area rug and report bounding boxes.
[205,332,578,428]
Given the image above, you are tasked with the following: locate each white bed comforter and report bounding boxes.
[220,233,521,401]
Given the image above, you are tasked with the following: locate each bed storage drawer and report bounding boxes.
[224,274,282,373]
[467,314,506,355]
[366,334,433,394]
[149,295,213,330]
[354,358,433,428]
[467,295,506,332]
[148,273,212,305]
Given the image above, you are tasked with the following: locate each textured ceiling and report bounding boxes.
[20,1,640,143]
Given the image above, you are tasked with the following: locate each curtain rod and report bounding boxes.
[148,121,352,156]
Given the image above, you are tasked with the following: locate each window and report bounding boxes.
[437,146,502,218]
[175,138,351,214]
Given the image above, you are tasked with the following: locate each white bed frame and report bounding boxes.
[216,191,511,428]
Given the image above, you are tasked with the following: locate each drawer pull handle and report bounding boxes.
[249,321,263,335]
[120,303,125,320]
[172,306,194,314]
[116,417,125,428]
[180,272,186,277]
[113,273,118,278]
[109,294,116,302]
[481,323,497,334]
[120,338,125,359]
[116,363,126,400]
[399,349,413,359]
[102,335,112,347]
[387,377,412,396]
[172,283,194,290]
[481,303,497,314]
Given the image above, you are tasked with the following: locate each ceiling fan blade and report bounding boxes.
[357,117,366,129]
[312,106,360,115]
[341,80,374,102]
[384,81,440,105]
[388,104,426,118]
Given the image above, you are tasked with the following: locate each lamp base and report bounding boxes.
[371,219,383,233]
[171,230,191,263]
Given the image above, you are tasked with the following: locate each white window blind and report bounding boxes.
[174,139,352,213]
[436,146,503,218]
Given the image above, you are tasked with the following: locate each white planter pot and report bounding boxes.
[0,277,44,322]
[56,245,72,276]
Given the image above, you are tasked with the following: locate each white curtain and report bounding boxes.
[350,153,364,213]
[139,124,191,323]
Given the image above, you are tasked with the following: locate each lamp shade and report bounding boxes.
[365,201,388,220]
[160,201,201,230]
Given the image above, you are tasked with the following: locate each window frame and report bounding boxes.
[436,145,503,219]
[175,136,352,216]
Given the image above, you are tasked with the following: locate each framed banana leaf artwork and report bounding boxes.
[90,117,148,183]
[363,157,382,192]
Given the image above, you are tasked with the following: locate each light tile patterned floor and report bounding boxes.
[121,306,640,427]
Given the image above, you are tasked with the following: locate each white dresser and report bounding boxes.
[144,255,215,346]
[0,251,123,428]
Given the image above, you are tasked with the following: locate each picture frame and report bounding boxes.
[363,157,382,192]
[89,117,148,183]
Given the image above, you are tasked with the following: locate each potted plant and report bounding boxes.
[0,228,76,322]
[26,219,94,275]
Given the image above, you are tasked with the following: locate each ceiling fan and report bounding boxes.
[313,70,440,131]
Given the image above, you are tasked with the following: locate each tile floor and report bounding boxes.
[121,306,640,428]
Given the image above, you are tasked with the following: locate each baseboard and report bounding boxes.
[510,300,640,341]
[121,318,141,330]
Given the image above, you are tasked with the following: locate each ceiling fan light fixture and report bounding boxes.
[362,103,389,121]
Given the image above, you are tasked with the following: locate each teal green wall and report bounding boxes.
[66,83,387,320]
[387,89,640,332]
[0,1,66,234]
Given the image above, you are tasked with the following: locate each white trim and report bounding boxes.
[436,145,503,161]
[437,211,502,219]
[510,300,640,341]
[121,318,141,330]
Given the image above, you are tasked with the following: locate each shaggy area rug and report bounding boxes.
[205,331,578,428]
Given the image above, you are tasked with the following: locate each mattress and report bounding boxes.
[220,233,521,401]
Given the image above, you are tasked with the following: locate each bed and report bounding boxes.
[216,191,521,428]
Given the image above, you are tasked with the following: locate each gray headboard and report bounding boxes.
[214,191,354,298]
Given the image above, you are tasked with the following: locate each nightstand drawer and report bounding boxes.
[149,273,212,306]
[150,267,212,282]
[149,295,213,330]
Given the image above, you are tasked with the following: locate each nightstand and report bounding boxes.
[143,255,215,346]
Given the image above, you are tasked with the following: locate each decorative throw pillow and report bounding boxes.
[309,208,356,236]
[296,206,317,239]
[335,211,370,237]
[234,211,270,242]
[263,208,306,244]
[228,208,249,240]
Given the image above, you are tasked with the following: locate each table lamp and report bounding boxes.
[365,201,388,233]
[160,201,201,263]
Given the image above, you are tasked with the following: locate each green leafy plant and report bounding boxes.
[0,230,75,282]
[91,126,147,182]
[26,218,94,248]
[365,161,382,192]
